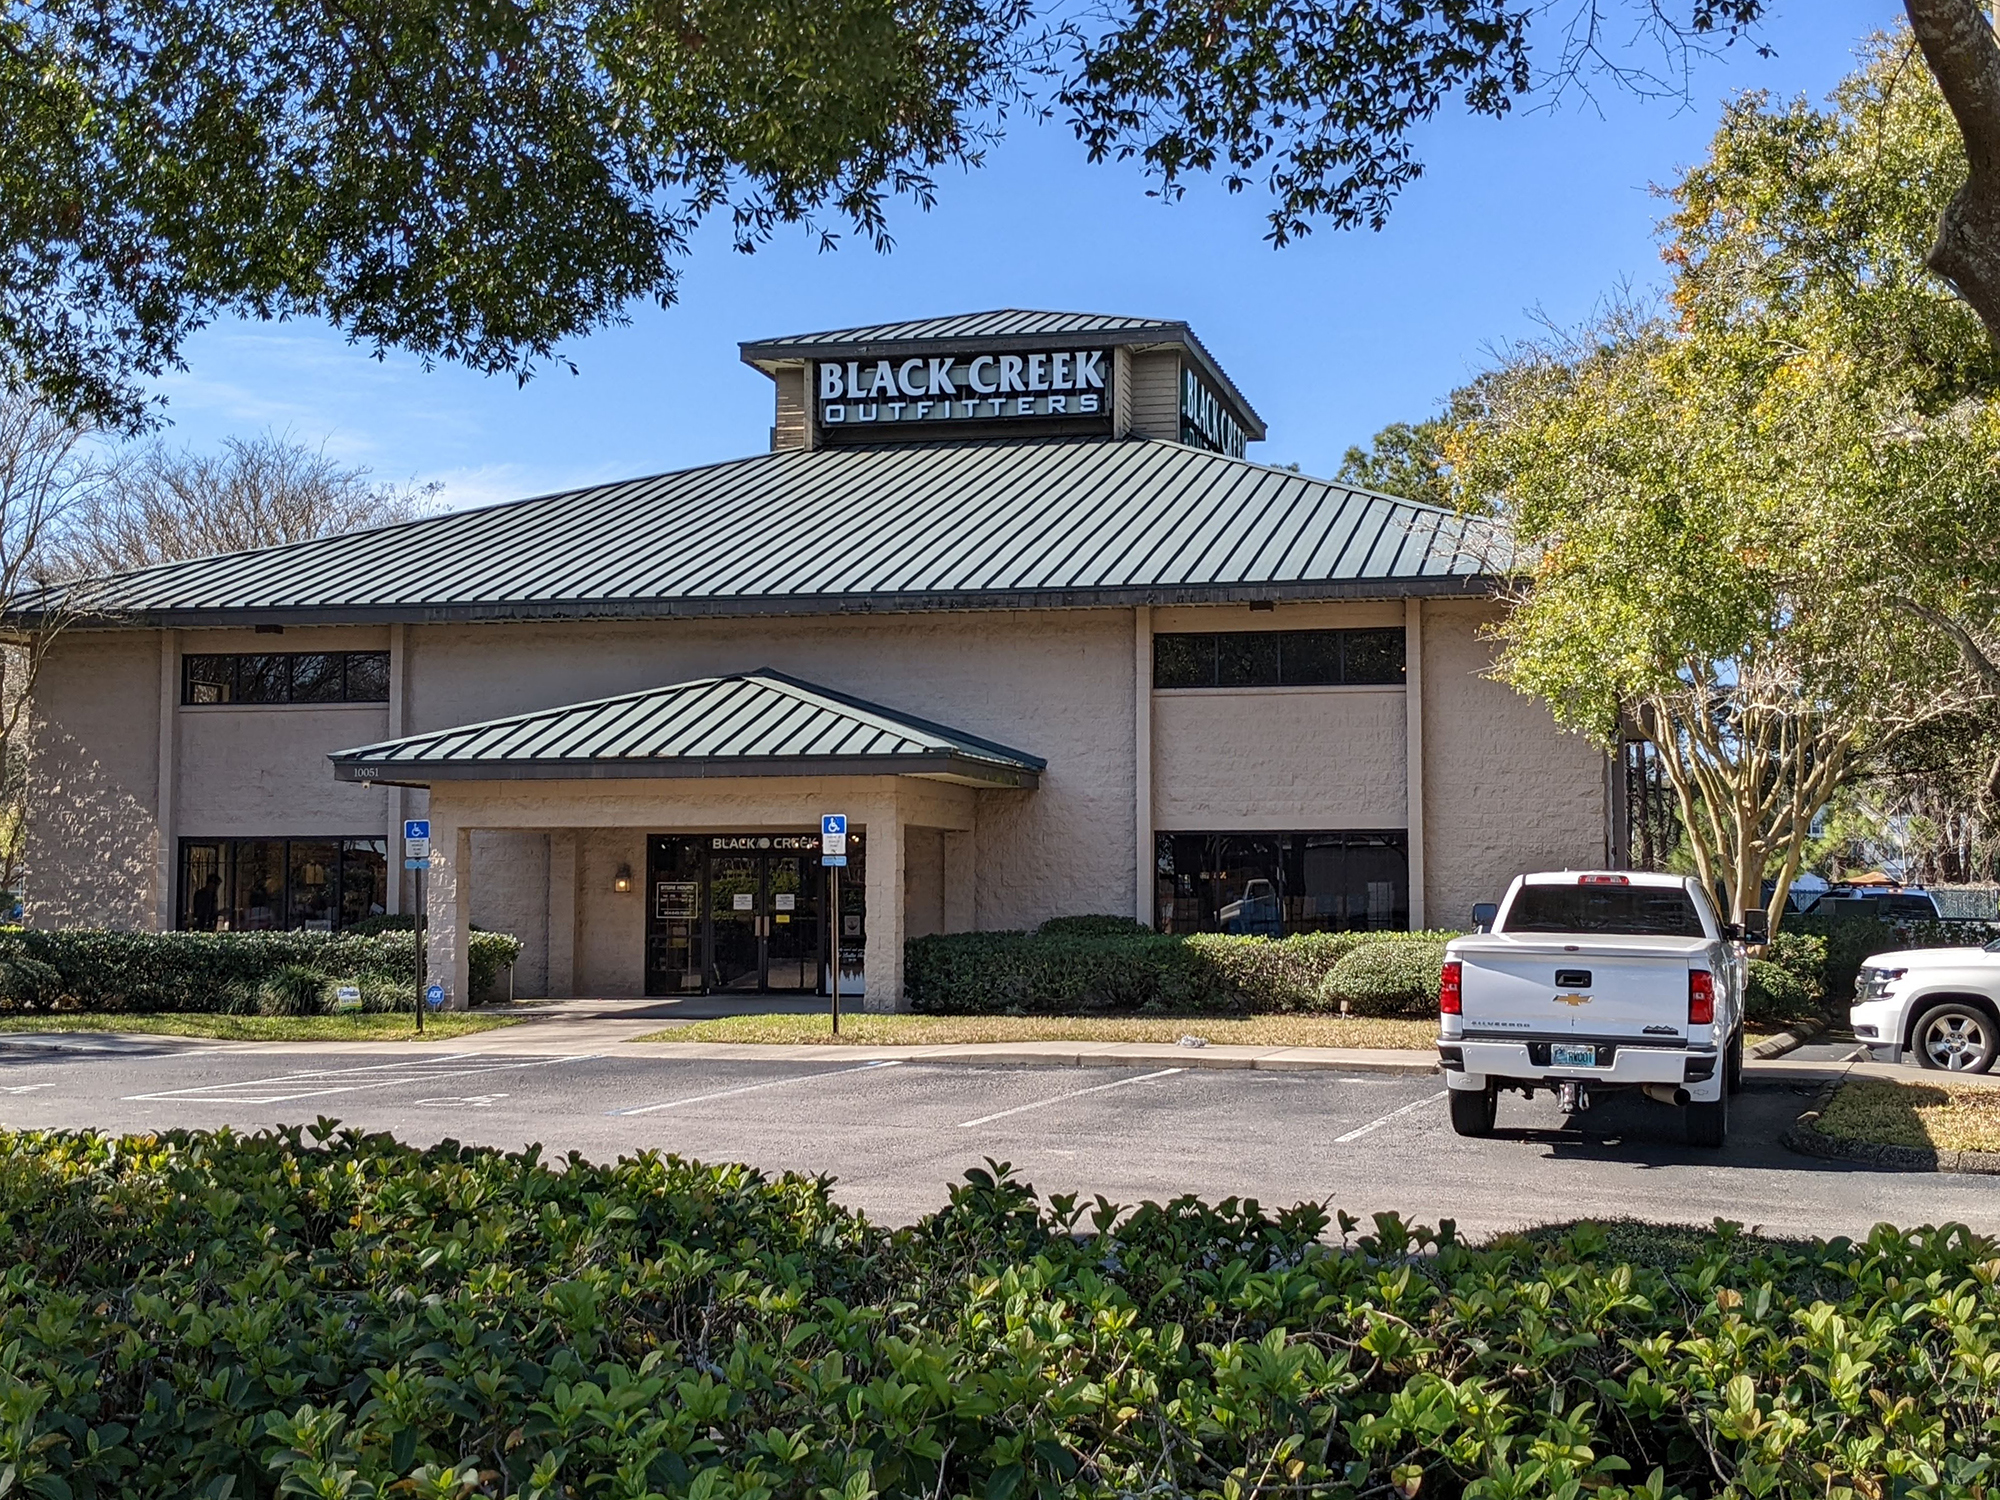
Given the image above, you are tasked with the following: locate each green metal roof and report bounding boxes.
[50,437,1509,628]
[740,308,1264,441]
[741,309,1180,351]
[328,670,1044,788]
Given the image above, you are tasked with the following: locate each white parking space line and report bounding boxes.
[122,1054,595,1105]
[608,1059,904,1116]
[1334,1090,1447,1144]
[957,1067,1185,1129]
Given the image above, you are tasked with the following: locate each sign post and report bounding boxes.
[821,814,847,1035]
[404,820,431,1034]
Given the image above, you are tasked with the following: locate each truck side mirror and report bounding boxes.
[1739,910,1769,943]
[1471,902,1498,934]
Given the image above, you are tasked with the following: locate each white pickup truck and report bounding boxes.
[1437,871,1753,1147]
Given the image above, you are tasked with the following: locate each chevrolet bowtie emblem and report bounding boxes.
[1553,992,1593,1007]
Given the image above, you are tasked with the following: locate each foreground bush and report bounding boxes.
[905,927,1458,1014]
[0,928,523,1012]
[1,1126,1994,1499]
[1319,937,1447,1016]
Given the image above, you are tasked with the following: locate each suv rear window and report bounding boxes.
[1503,885,1706,937]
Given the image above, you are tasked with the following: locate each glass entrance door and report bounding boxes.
[710,854,762,990]
[763,853,819,991]
[642,834,837,996]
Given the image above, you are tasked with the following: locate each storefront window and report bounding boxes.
[1155,831,1408,935]
[179,838,387,932]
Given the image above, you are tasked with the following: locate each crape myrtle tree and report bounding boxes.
[1440,30,2000,929]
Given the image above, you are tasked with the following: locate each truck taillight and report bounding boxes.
[1689,970,1715,1026]
[1440,960,1462,1015]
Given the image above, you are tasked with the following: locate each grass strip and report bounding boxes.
[0,1011,520,1042]
[1815,1076,2000,1153]
[636,1011,1437,1048]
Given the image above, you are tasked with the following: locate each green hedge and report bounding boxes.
[906,927,1459,1015]
[1319,937,1447,1016]
[0,928,523,1013]
[1784,914,2000,1006]
[3,1125,1996,1499]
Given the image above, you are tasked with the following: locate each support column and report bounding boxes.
[426,813,472,1011]
[1404,597,1427,930]
[547,830,578,997]
[941,828,976,933]
[1134,604,1154,927]
[155,629,179,931]
[385,622,407,915]
[862,791,906,1012]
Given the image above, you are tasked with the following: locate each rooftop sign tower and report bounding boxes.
[740,310,1265,456]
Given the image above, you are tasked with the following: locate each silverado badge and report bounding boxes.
[1552,992,1593,1007]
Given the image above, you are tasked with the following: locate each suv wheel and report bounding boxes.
[1685,1089,1728,1148]
[1911,1002,1999,1073]
[1449,1084,1498,1137]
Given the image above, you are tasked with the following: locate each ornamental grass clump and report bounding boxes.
[5,1125,1997,1499]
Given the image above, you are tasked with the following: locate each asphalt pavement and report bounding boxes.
[1,1030,1993,1240]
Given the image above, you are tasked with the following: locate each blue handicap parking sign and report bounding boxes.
[821,814,846,838]
[404,819,430,841]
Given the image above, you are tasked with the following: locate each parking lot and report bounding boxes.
[2,1032,1994,1240]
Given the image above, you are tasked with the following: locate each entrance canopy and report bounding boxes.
[328,669,1043,789]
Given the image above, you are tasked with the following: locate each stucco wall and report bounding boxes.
[469,829,550,997]
[1151,687,1406,830]
[177,705,390,835]
[1420,598,1606,927]
[402,610,1134,933]
[906,827,945,939]
[27,632,162,928]
[576,828,647,995]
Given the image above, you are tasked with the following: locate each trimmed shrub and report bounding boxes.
[0,927,523,1013]
[1785,913,2000,1004]
[905,927,1461,1015]
[1035,914,1151,938]
[1745,957,1818,1022]
[1319,938,1446,1016]
[2,1126,1996,1499]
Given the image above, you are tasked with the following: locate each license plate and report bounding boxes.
[1552,1044,1597,1067]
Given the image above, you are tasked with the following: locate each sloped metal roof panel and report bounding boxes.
[53,438,1512,626]
[329,670,1046,787]
[742,309,1178,350]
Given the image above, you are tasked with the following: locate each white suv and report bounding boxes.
[1851,941,2000,1073]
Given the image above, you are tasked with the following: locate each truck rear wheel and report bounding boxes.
[1725,1030,1744,1094]
[1449,1084,1497,1137]
[1685,1090,1728,1148]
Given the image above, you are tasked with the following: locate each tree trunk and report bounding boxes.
[1908,0,2000,350]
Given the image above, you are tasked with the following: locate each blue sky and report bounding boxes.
[152,2,1897,508]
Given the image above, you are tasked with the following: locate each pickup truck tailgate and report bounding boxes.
[1456,936,1704,1039]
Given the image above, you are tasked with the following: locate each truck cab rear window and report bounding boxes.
[1504,886,1706,937]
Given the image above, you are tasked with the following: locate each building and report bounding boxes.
[25,310,1611,1009]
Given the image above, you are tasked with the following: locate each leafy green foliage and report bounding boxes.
[1744,930,1828,1021]
[906,928,1456,1014]
[1034,913,1153,937]
[1,1125,1996,1498]
[1319,937,1446,1016]
[4,1,1779,427]
[257,961,330,1017]
[0,927,522,1011]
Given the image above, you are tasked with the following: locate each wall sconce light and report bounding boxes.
[613,864,633,893]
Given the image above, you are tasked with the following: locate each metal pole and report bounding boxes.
[414,867,426,1035]
[830,861,840,1037]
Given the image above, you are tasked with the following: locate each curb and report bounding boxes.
[618,1040,1444,1075]
[1780,1076,2000,1175]
[1749,1016,1828,1061]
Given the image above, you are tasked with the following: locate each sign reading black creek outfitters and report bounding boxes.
[816,347,1110,441]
